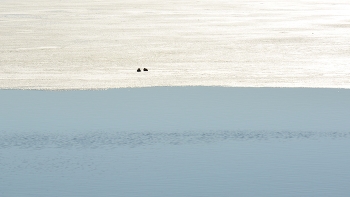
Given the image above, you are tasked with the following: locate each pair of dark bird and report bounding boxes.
[137,68,148,72]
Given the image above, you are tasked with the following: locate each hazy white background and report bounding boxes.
[1,0,350,89]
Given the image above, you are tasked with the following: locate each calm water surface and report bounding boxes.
[1,87,350,197]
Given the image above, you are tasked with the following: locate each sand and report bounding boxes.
[1,0,350,90]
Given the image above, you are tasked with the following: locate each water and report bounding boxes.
[1,87,350,196]
[1,0,350,89]
[1,87,350,132]
[2,138,350,197]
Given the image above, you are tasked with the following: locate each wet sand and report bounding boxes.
[1,0,350,89]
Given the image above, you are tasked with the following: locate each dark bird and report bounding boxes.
[143,68,148,71]
[137,68,141,72]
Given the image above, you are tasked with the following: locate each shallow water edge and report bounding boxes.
[1,87,349,132]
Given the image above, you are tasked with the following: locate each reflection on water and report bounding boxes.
[1,130,350,197]
[1,130,350,149]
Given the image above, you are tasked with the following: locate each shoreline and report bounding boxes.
[1,85,350,91]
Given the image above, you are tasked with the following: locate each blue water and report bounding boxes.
[1,87,350,197]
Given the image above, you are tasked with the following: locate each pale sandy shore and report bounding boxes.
[1,0,350,90]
